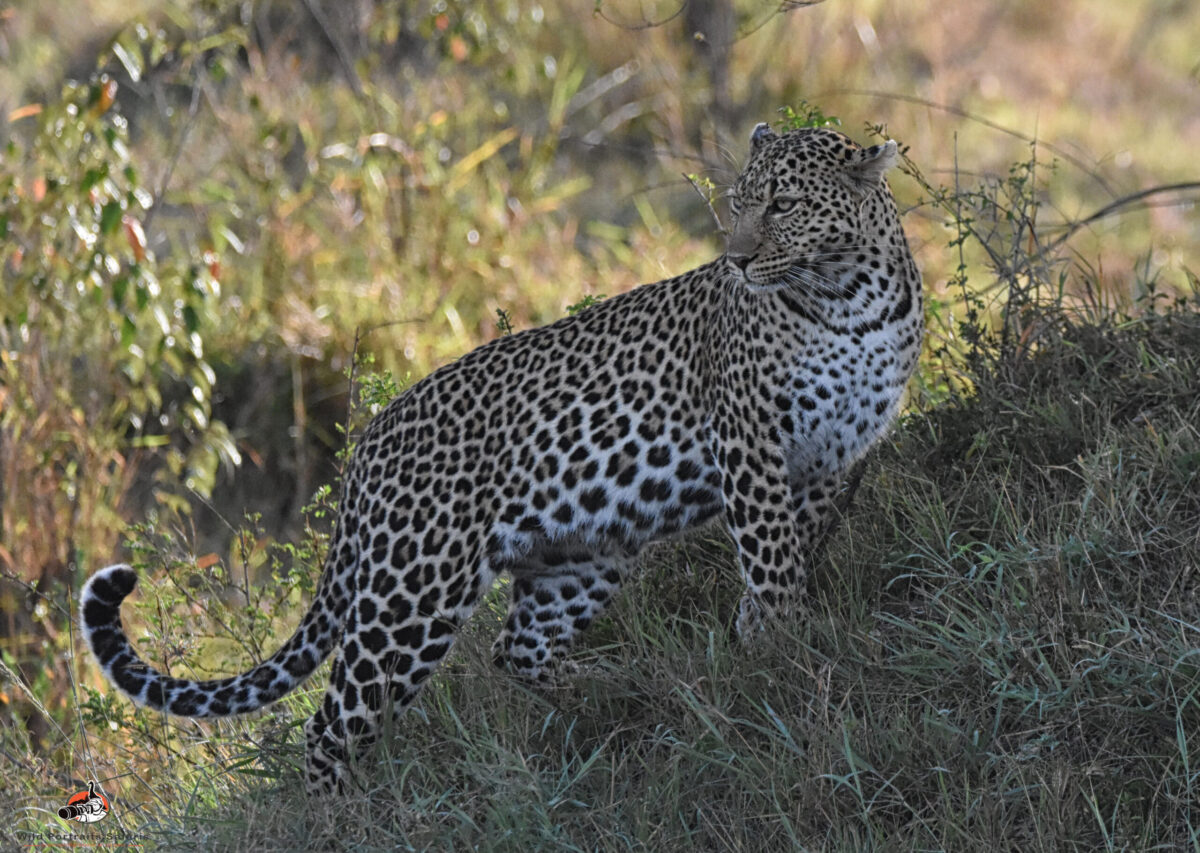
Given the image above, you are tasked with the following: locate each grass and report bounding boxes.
[12,298,1199,851]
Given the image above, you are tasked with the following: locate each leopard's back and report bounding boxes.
[81,124,922,796]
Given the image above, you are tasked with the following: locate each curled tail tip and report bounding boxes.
[87,563,137,596]
[81,564,138,628]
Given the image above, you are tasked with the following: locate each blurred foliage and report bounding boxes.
[0,66,238,746]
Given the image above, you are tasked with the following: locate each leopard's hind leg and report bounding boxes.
[303,552,494,794]
[491,552,629,683]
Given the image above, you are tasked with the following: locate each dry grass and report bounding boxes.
[16,300,1197,851]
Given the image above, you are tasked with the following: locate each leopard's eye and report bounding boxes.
[769,197,800,215]
[728,195,743,217]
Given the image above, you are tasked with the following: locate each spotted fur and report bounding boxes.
[82,125,923,794]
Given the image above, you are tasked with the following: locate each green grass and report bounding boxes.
[12,300,1198,851]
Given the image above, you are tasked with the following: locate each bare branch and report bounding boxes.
[593,0,826,44]
[826,87,1118,196]
[142,73,203,235]
[736,0,829,41]
[300,0,366,99]
[1044,181,1200,251]
[683,172,726,235]
[593,1,690,32]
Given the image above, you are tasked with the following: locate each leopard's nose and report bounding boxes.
[728,253,754,272]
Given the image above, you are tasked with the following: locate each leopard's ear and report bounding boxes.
[749,122,778,154]
[847,139,899,195]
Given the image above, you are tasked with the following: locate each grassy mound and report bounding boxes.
[51,301,1195,852]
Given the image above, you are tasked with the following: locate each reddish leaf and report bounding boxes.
[123,215,146,262]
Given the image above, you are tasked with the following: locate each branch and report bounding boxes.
[1043,181,1200,251]
[300,0,366,99]
[593,0,826,43]
[683,172,726,235]
[142,73,203,235]
[593,1,690,32]
[825,87,1118,197]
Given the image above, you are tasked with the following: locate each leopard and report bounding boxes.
[81,123,923,795]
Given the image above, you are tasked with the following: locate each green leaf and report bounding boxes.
[111,38,143,83]
[81,165,108,193]
[100,200,123,235]
[566,294,606,316]
[777,102,841,131]
[182,304,200,334]
[120,315,136,347]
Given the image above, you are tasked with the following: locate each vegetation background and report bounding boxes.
[2,0,1199,849]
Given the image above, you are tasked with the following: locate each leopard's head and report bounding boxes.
[726,124,900,290]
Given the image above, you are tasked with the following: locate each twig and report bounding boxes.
[142,73,203,235]
[300,0,366,99]
[734,0,828,42]
[593,0,824,44]
[824,87,1119,196]
[1043,181,1200,252]
[341,318,424,457]
[342,325,365,469]
[593,1,690,32]
[683,172,726,235]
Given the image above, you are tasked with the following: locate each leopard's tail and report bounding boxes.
[80,512,358,718]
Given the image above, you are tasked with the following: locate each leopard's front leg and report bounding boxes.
[712,428,815,639]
